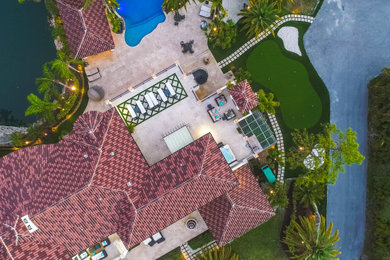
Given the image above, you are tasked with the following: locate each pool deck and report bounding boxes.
[85,2,229,113]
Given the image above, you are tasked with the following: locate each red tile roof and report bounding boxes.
[229,80,259,113]
[199,164,275,245]
[56,0,115,59]
[0,109,238,259]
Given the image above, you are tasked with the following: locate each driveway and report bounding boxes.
[304,0,390,259]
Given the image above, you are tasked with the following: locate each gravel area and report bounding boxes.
[304,0,390,259]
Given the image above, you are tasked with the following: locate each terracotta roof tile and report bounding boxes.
[56,0,115,59]
[199,164,274,245]
[229,80,259,113]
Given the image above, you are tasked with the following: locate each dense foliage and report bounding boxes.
[206,19,237,50]
[162,0,193,12]
[365,68,390,259]
[257,89,280,114]
[196,246,241,260]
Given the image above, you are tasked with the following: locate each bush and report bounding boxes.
[234,68,252,84]
[57,91,79,121]
[206,18,237,50]
[107,13,122,33]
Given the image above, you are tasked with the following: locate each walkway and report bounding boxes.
[304,0,390,259]
[218,14,314,69]
[267,113,285,182]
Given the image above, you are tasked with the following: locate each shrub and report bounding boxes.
[107,13,122,33]
[206,19,237,50]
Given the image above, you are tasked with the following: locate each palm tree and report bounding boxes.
[284,216,341,260]
[25,94,61,123]
[257,89,280,114]
[162,0,194,13]
[36,63,62,102]
[294,180,325,208]
[196,246,241,260]
[199,0,227,18]
[83,0,118,10]
[239,0,282,38]
[51,50,80,81]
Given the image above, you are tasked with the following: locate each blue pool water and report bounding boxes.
[220,146,235,164]
[116,0,165,46]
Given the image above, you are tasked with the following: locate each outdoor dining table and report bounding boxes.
[215,94,227,106]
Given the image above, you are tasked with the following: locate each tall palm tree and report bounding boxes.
[36,64,62,102]
[239,0,282,38]
[51,50,79,81]
[199,0,227,18]
[257,89,280,114]
[284,216,341,260]
[25,94,61,123]
[196,246,241,260]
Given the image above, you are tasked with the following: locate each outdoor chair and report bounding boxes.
[207,104,213,110]
[152,232,165,244]
[199,5,211,18]
[180,40,194,54]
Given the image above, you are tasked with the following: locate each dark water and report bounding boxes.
[0,1,56,125]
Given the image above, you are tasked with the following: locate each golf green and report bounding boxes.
[247,40,322,129]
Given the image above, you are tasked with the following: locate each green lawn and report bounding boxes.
[247,40,322,129]
[229,210,287,260]
[188,231,215,250]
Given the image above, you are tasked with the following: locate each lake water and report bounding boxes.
[0,1,56,125]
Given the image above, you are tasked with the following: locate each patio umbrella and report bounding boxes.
[193,69,208,85]
[88,86,105,101]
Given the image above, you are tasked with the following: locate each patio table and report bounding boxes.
[208,108,221,122]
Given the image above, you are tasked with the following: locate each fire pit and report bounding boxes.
[186,219,197,230]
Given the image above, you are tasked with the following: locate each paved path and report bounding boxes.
[218,14,314,69]
[304,1,390,259]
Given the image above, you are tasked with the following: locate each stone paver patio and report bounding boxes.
[125,211,208,260]
[85,2,228,113]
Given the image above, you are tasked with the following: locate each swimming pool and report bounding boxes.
[220,145,236,164]
[116,0,165,46]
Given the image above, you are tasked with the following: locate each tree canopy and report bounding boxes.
[287,124,365,185]
[238,0,281,38]
[257,89,280,114]
[284,215,341,260]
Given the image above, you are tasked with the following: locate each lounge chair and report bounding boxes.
[143,237,156,247]
[136,100,146,114]
[157,88,168,102]
[199,5,211,18]
[166,82,176,96]
[144,93,155,109]
[152,232,165,244]
[126,104,138,118]
[207,104,214,110]
[148,92,159,106]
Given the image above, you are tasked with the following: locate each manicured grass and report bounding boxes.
[229,210,287,260]
[188,231,215,250]
[157,247,183,260]
[247,40,322,129]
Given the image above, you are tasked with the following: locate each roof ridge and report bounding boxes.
[86,27,115,47]
[201,174,238,187]
[231,204,275,215]
[0,236,14,260]
[219,198,234,245]
[89,110,115,185]
[197,134,211,177]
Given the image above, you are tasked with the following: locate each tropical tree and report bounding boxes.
[10,132,25,148]
[294,180,325,208]
[199,0,227,18]
[51,50,80,81]
[238,0,282,38]
[36,63,62,102]
[284,215,341,260]
[162,0,193,13]
[206,18,237,50]
[25,94,61,123]
[196,246,241,260]
[257,89,280,114]
[266,147,285,169]
[287,124,365,185]
[26,124,46,143]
